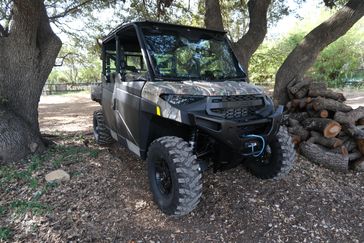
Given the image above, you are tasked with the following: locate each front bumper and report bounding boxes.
[189,106,283,155]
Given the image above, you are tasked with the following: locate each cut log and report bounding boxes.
[310,131,322,138]
[291,134,301,145]
[343,124,364,139]
[357,118,364,125]
[295,86,309,99]
[334,107,364,125]
[288,119,310,141]
[312,97,352,112]
[332,146,349,156]
[288,118,300,127]
[287,79,297,100]
[286,101,294,111]
[308,89,346,101]
[357,138,364,155]
[343,138,358,152]
[299,97,312,109]
[337,131,349,139]
[302,118,342,138]
[349,150,362,161]
[287,98,312,110]
[289,112,309,122]
[288,127,310,141]
[306,103,315,117]
[319,110,329,118]
[308,131,343,148]
[300,142,348,172]
[307,105,329,118]
[309,82,327,91]
[289,79,312,95]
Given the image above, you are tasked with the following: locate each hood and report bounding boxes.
[142,80,264,103]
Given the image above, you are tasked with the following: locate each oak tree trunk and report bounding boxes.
[0,0,62,163]
[273,0,364,105]
[231,0,271,73]
[204,0,224,31]
[204,0,271,76]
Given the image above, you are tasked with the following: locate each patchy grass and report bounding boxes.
[10,200,49,216]
[0,205,6,216]
[0,227,12,241]
[49,144,100,168]
[0,132,103,241]
[0,155,45,189]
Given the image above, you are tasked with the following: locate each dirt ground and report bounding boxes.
[39,92,100,133]
[338,90,364,109]
[1,92,363,242]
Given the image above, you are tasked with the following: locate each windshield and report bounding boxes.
[142,28,246,81]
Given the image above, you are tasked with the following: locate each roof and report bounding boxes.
[102,21,226,43]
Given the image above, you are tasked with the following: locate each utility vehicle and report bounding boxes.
[91,21,295,216]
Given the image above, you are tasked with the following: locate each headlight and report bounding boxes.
[160,94,205,106]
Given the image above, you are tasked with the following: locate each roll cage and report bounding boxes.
[101,21,247,82]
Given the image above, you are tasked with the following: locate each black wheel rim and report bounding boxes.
[155,158,172,195]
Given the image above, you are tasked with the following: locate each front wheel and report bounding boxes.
[245,126,295,179]
[147,136,202,216]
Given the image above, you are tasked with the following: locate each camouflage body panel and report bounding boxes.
[142,80,264,122]
[142,80,264,104]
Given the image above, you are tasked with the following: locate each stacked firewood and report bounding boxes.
[282,80,364,172]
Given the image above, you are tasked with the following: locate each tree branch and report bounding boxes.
[204,0,224,31]
[54,52,76,67]
[232,0,271,72]
[49,0,93,20]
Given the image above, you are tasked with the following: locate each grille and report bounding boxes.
[207,95,265,121]
[217,95,262,103]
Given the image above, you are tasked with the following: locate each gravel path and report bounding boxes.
[1,92,363,242]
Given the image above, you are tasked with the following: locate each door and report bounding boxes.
[113,77,146,146]
[105,25,149,148]
[101,52,118,132]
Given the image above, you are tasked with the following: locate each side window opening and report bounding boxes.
[102,27,147,83]
[105,51,117,82]
[119,28,147,82]
[102,38,117,83]
[126,54,144,71]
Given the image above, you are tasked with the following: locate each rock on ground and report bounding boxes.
[45,169,70,183]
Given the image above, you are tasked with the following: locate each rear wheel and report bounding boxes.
[245,126,295,179]
[147,136,202,216]
[93,110,115,145]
